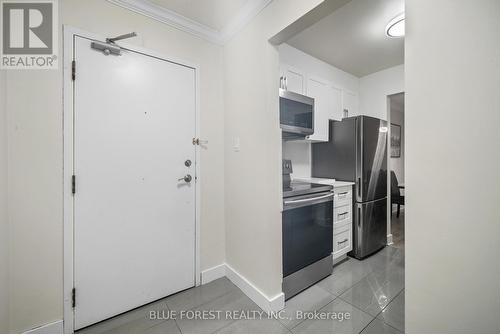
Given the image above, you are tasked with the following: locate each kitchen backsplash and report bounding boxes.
[282,141,312,178]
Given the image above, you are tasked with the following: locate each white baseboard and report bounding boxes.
[387,234,394,245]
[23,320,63,334]
[201,264,226,284]
[225,263,284,313]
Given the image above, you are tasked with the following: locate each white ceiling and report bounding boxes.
[149,0,249,31]
[286,0,404,77]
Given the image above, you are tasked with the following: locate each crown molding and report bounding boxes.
[218,0,273,44]
[107,0,273,45]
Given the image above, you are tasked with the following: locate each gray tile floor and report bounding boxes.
[78,214,405,334]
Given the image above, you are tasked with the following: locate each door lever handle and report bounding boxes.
[192,138,208,146]
[178,174,192,183]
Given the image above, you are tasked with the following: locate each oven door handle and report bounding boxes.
[284,193,334,209]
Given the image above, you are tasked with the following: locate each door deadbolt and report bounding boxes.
[185,159,192,167]
[178,174,192,183]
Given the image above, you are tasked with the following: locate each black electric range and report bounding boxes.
[281,159,333,300]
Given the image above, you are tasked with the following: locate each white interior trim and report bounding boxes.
[225,263,285,313]
[62,25,202,334]
[201,264,226,284]
[218,0,273,43]
[106,0,273,45]
[22,320,63,334]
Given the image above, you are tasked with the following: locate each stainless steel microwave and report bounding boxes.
[279,89,314,139]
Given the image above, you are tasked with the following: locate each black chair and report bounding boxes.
[391,171,405,218]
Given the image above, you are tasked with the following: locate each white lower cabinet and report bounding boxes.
[333,226,352,258]
[333,185,353,263]
[334,204,352,229]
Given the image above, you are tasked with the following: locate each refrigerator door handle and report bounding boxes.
[357,178,361,197]
[358,207,361,227]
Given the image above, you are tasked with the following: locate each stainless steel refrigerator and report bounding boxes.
[312,116,388,259]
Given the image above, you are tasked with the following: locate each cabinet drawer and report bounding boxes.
[334,187,352,208]
[333,227,352,257]
[333,204,352,227]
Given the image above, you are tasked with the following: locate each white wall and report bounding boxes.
[359,64,404,120]
[224,0,328,304]
[0,70,9,334]
[390,109,404,184]
[406,0,500,333]
[5,0,225,332]
[279,44,359,179]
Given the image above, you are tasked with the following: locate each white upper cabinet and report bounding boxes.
[280,64,306,94]
[329,85,343,122]
[306,76,339,142]
[342,90,359,117]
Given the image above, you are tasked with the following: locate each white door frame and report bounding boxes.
[62,26,201,334]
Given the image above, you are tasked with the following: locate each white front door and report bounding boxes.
[73,36,196,329]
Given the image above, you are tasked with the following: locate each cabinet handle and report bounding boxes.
[337,239,348,245]
[284,76,288,90]
[357,178,361,197]
[279,76,283,89]
[338,212,348,219]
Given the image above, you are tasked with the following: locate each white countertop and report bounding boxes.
[295,177,355,188]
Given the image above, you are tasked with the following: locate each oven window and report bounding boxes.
[280,97,313,129]
[282,200,333,277]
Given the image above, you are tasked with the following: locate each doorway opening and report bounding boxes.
[388,92,405,249]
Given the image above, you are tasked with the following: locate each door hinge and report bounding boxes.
[72,175,76,194]
[72,288,76,308]
[72,60,76,81]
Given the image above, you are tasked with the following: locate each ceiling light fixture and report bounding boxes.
[386,13,405,38]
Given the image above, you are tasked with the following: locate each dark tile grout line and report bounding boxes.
[286,294,340,332]
[331,284,404,334]
[170,287,240,334]
[358,317,377,334]
[166,279,239,312]
[375,288,405,333]
[358,316,402,334]
[211,314,293,334]
[283,287,338,332]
